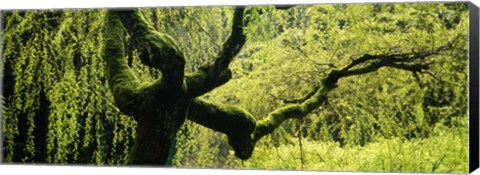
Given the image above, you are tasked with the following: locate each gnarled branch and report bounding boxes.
[114,10,186,89]
[104,11,186,119]
[185,7,247,99]
[185,39,460,160]
[104,11,143,116]
[187,99,256,160]
[254,40,459,142]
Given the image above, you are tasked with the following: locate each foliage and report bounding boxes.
[1,2,468,173]
[1,10,136,164]
[172,3,468,172]
[226,118,468,173]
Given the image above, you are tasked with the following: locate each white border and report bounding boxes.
[0,164,463,175]
[0,0,471,10]
[0,0,477,175]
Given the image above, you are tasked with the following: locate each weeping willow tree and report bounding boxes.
[1,2,469,169]
[1,10,136,164]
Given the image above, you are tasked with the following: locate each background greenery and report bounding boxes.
[1,2,469,173]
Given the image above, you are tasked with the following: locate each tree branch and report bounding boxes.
[185,7,247,98]
[113,10,186,89]
[253,85,329,142]
[283,86,319,104]
[104,11,143,116]
[253,42,457,142]
[184,34,462,160]
[187,99,256,160]
[104,11,186,118]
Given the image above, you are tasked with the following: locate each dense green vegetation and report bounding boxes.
[1,2,468,173]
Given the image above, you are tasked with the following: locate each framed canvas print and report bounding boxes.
[0,0,479,174]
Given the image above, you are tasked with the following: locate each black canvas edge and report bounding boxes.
[469,1,480,173]
[0,9,4,164]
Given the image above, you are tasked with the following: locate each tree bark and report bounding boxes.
[104,8,249,164]
[104,6,461,165]
[187,99,256,159]
[104,11,189,165]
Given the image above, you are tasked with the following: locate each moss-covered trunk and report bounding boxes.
[103,7,460,165]
[128,106,187,165]
[103,8,250,165]
[104,10,190,165]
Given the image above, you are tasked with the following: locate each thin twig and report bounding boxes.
[297,119,305,170]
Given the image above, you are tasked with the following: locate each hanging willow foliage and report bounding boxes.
[1,9,137,164]
[1,7,234,164]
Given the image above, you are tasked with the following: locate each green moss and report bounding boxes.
[187,99,256,159]
[104,10,192,165]
[114,10,186,89]
[104,11,143,115]
[253,85,331,142]
[183,7,246,98]
[185,67,232,98]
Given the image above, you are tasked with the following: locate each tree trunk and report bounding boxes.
[103,7,460,165]
[128,106,187,165]
[103,8,248,165]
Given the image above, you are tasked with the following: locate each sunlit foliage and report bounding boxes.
[1,2,468,173]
